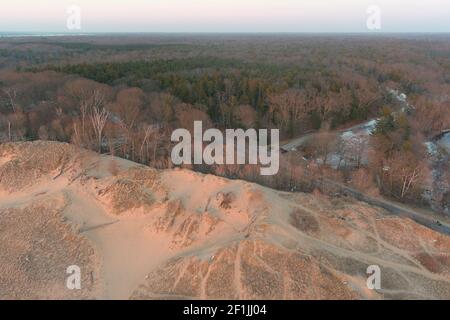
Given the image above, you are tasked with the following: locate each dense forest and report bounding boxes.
[0,34,449,213]
[35,55,383,133]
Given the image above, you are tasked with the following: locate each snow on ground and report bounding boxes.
[437,133,450,154]
[322,118,378,169]
[425,141,439,156]
[389,89,414,111]
[389,89,407,103]
[425,134,450,214]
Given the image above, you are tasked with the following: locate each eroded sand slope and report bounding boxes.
[0,141,449,299]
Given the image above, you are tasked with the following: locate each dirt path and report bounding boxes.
[0,174,175,299]
[63,187,174,299]
[281,119,377,152]
[320,178,450,235]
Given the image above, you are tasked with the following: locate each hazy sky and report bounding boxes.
[1,0,449,33]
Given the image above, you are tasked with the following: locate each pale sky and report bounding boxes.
[0,0,449,33]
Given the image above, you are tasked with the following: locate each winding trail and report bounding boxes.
[319,178,450,236]
[281,119,377,152]
[280,119,450,236]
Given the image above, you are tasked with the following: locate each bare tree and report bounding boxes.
[378,151,428,200]
[314,126,337,166]
[341,136,367,168]
[7,120,11,141]
[90,106,110,152]
[72,122,81,146]
[399,165,422,199]
[269,89,311,136]
[79,90,104,140]
[79,99,89,138]
[2,88,17,113]
[140,126,151,159]
[151,128,165,165]
[1,88,19,141]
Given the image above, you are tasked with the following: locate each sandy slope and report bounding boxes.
[0,141,449,299]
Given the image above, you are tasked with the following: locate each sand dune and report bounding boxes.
[0,141,449,299]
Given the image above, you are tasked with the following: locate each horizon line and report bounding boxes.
[2,31,450,35]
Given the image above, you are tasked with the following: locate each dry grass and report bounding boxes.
[290,208,320,234]
[0,195,100,299]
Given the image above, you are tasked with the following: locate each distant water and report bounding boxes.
[0,32,92,38]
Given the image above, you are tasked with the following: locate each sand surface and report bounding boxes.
[1,141,449,299]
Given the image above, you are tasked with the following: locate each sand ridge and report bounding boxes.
[0,141,449,299]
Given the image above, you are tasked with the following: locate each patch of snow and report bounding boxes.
[389,89,407,102]
[363,119,379,133]
[388,88,414,111]
[437,133,450,154]
[341,131,355,140]
[425,141,438,156]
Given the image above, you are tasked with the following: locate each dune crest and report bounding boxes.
[0,141,449,299]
